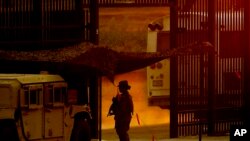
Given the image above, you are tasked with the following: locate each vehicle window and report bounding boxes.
[53,87,66,103]
[30,89,42,105]
[54,88,62,102]
[22,86,43,108]
[62,87,67,98]
[30,90,37,104]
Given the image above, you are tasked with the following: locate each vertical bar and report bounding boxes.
[199,49,204,141]
[98,76,102,141]
[89,0,99,44]
[75,0,83,41]
[32,0,42,43]
[244,0,250,130]
[0,0,2,32]
[207,0,215,136]
[86,8,90,40]
[170,0,178,138]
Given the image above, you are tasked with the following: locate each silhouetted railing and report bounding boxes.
[169,0,246,138]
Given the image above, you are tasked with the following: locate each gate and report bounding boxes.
[169,0,246,138]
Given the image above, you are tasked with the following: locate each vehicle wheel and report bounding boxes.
[70,118,91,141]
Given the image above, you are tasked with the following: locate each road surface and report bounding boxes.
[99,124,229,141]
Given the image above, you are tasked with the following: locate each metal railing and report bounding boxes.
[170,0,246,138]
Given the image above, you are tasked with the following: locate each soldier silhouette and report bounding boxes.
[110,80,134,141]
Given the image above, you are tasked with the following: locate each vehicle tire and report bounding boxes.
[0,119,20,141]
[70,118,91,141]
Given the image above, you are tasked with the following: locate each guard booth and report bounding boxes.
[169,0,250,138]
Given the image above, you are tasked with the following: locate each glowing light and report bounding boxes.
[102,69,169,129]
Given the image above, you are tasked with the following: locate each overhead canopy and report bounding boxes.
[0,43,166,80]
[68,47,167,78]
[0,42,214,81]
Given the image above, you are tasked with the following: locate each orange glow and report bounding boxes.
[101,69,169,129]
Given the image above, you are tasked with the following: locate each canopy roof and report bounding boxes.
[0,42,214,81]
[0,43,165,79]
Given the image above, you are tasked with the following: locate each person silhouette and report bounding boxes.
[113,80,134,141]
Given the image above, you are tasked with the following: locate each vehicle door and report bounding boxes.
[44,82,67,139]
[20,84,43,140]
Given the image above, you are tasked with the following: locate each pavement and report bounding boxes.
[91,124,230,141]
[92,135,230,141]
[151,136,229,141]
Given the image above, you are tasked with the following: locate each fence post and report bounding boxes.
[207,0,216,136]
[170,0,178,138]
[244,0,250,131]
[199,45,205,141]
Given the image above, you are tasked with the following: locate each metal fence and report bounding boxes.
[0,0,90,50]
[170,0,246,138]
